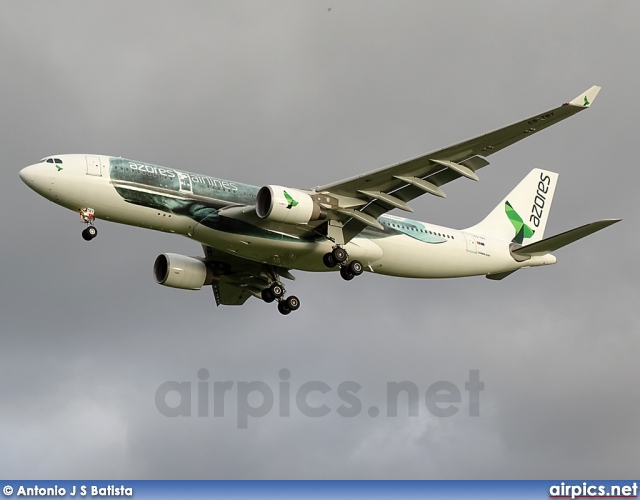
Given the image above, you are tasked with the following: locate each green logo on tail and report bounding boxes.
[584,95,590,107]
[505,201,535,244]
[283,190,298,209]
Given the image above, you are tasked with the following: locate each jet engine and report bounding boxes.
[153,253,219,290]
[256,185,326,224]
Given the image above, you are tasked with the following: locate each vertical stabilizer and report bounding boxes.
[465,169,558,244]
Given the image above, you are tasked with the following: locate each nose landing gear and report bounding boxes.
[82,225,98,241]
[80,208,97,241]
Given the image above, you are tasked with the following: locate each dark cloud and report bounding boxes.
[1,0,638,479]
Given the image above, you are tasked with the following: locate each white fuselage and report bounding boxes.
[19,154,556,278]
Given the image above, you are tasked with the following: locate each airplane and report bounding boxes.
[19,86,620,315]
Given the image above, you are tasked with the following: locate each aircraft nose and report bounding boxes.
[19,164,38,185]
[19,163,54,197]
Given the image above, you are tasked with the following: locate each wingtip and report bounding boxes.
[592,218,621,230]
[568,85,601,108]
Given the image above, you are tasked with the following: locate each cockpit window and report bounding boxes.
[42,158,63,164]
[46,158,54,163]
[54,159,63,164]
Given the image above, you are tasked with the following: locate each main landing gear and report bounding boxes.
[80,208,98,241]
[323,246,364,281]
[261,281,301,316]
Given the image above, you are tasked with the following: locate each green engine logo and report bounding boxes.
[283,190,298,209]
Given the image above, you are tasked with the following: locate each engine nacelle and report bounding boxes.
[256,185,326,224]
[153,253,219,290]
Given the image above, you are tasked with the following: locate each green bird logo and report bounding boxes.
[283,190,298,209]
[583,95,590,107]
[55,165,63,171]
[505,201,535,244]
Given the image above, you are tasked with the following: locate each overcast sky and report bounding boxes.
[1,1,638,479]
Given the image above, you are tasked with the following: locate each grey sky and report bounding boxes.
[1,1,638,479]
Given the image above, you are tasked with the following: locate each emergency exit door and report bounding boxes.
[462,232,477,253]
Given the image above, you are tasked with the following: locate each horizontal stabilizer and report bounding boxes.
[486,270,517,281]
[512,219,620,256]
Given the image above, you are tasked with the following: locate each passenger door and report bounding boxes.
[85,156,102,176]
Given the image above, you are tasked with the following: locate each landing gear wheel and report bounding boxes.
[323,252,338,268]
[285,295,300,311]
[340,265,355,281]
[82,226,98,241]
[349,260,364,276]
[332,247,348,264]
[261,288,275,303]
[278,301,292,315]
[270,283,284,298]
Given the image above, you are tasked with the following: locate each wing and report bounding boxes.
[314,86,601,242]
[202,245,295,306]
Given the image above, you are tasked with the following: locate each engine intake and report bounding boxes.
[256,185,326,224]
[154,253,219,290]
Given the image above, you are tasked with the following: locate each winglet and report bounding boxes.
[568,85,601,108]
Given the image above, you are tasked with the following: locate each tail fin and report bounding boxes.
[465,169,558,243]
